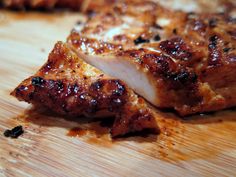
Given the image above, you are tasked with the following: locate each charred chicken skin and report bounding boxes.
[9,0,236,140]
[67,0,236,116]
[2,0,236,13]
[11,42,159,137]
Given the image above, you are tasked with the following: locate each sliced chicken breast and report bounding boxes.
[3,0,236,14]
[11,42,159,137]
[67,0,236,116]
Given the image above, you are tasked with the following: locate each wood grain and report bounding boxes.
[0,10,236,177]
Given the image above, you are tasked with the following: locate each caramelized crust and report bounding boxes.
[2,0,236,13]
[0,0,117,11]
[11,42,158,137]
[7,0,236,117]
[116,49,201,108]
[67,0,236,116]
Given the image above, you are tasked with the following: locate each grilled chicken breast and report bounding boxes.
[2,0,236,14]
[1,0,83,10]
[11,42,158,137]
[157,0,236,13]
[0,0,116,11]
[67,0,236,116]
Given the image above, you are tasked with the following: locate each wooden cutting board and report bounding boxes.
[0,11,236,177]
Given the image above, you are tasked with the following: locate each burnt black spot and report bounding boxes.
[154,34,161,41]
[3,126,24,138]
[209,18,218,27]
[56,81,64,90]
[90,80,104,90]
[160,37,192,61]
[3,130,11,137]
[134,36,150,45]
[209,35,218,49]
[172,28,177,35]
[32,77,45,87]
[208,35,222,66]
[172,71,197,84]
[223,47,231,53]
[165,69,198,88]
[112,80,126,96]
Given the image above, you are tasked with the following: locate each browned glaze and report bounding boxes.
[1,0,117,12]
[67,127,87,137]
[1,0,83,10]
[68,0,236,116]
[11,42,158,137]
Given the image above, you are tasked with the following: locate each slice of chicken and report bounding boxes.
[11,42,159,137]
[68,0,236,116]
[1,0,84,10]
[2,0,236,14]
[1,0,118,11]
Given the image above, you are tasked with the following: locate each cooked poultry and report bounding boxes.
[157,0,236,13]
[67,0,236,116]
[11,42,159,137]
[1,0,83,10]
[0,0,116,11]
[2,0,236,13]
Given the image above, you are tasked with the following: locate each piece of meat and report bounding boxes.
[11,42,159,137]
[2,0,236,13]
[1,0,84,10]
[67,0,236,116]
[157,0,236,13]
[0,0,117,11]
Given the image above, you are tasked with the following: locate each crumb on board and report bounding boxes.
[3,125,24,138]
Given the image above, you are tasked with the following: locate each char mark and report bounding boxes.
[159,37,192,61]
[134,36,150,45]
[208,35,222,66]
